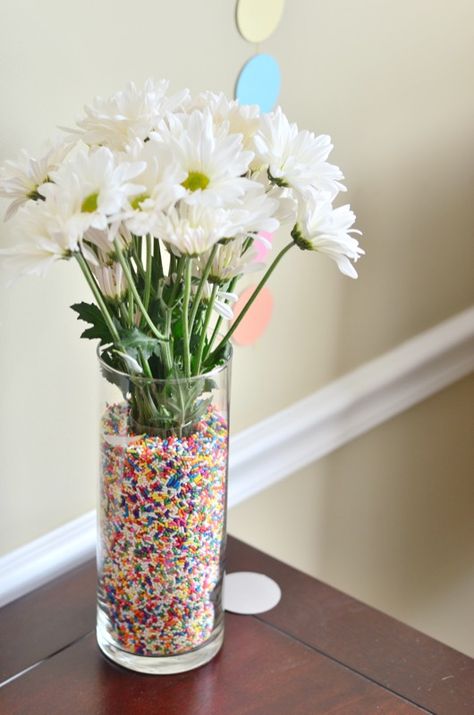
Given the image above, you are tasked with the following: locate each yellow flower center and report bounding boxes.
[182,171,210,192]
[130,192,150,210]
[81,192,99,213]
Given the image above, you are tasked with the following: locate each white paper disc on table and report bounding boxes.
[224,571,281,614]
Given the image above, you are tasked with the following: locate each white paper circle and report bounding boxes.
[236,0,285,44]
[224,571,281,614]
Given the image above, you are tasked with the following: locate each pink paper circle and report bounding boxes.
[231,285,273,346]
[254,231,274,262]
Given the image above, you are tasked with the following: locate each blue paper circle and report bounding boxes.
[235,54,281,112]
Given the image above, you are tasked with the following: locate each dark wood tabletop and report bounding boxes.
[0,536,473,714]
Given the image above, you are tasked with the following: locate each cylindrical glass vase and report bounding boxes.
[96,351,231,674]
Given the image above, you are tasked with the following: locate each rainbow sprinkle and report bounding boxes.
[98,402,228,656]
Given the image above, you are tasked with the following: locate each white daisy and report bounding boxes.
[91,261,126,300]
[196,236,262,286]
[0,141,71,220]
[123,139,186,236]
[292,196,363,278]
[0,200,77,278]
[42,145,145,242]
[254,107,345,199]
[226,184,280,236]
[251,170,298,226]
[69,79,189,151]
[154,110,254,208]
[200,281,238,320]
[188,91,261,152]
[155,202,233,257]
[82,227,116,255]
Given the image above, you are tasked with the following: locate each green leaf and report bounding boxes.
[118,327,160,361]
[70,302,113,343]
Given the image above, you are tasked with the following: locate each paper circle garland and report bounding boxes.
[224,571,282,614]
[231,285,273,346]
[233,2,285,343]
[236,0,285,44]
[235,54,281,112]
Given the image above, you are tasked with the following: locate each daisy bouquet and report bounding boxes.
[0,80,364,670]
[0,79,363,434]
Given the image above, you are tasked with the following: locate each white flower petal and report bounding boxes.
[254,106,345,199]
[295,195,363,278]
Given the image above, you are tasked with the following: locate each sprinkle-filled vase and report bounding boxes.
[96,352,231,674]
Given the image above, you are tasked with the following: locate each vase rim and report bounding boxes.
[96,343,232,384]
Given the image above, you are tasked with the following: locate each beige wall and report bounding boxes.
[229,373,474,657]
[0,0,473,652]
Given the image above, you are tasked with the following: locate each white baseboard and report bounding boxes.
[1,306,473,608]
[230,306,474,504]
[0,510,96,608]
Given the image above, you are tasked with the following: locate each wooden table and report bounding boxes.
[0,537,473,714]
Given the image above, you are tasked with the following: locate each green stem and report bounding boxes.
[204,315,223,365]
[169,257,184,306]
[114,239,168,341]
[203,275,238,364]
[194,283,218,375]
[128,289,135,328]
[154,238,163,280]
[211,241,295,357]
[189,245,218,333]
[169,253,177,279]
[163,256,184,373]
[130,238,146,281]
[242,235,253,254]
[118,301,129,326]
[143,234,153,313]
[163,310,173,371]
[138,348,153,378]
[182,258,193,377]
[75,252,121,345]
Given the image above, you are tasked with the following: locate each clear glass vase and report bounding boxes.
[96,350,231,674]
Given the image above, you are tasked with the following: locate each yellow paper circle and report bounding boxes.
[236,0,285,44]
